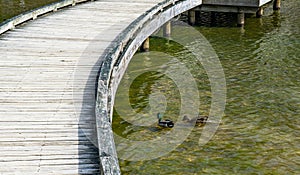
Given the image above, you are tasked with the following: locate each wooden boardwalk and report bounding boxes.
[0,0,276,174]
[0,0,163,174]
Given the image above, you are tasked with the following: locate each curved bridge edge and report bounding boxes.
[95,0,203,174]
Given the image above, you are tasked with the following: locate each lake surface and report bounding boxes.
[0,0,59,22]
[113,1,300,174]
[1,0,299,174]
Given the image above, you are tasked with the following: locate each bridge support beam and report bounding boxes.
[273,0,281,10]
[188,10,196,25]
[163,21,171,38]
[237,12,245,27]
[256,7,264,18]
[141,37,150,52]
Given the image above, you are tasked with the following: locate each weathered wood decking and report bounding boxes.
[0,0,163,174]
[0,0,275,174]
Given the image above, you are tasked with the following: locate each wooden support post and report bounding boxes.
[256,7,264,18]
[188,10,196,25]
[163,21,171,38]
[210,12,217,27]
[237,12,245,27]
[274,0,281,10]
[32,14,37,20]
[273,0,281,10]
[141,38,150,52]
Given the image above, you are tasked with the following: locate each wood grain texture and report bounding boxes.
[0,0,163,174]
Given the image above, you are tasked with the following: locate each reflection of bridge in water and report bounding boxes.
[0,0,278,174]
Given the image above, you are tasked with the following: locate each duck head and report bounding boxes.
[157,113,163,122]
[182,115,191,122]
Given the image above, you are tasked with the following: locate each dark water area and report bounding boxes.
[0,0,59,22]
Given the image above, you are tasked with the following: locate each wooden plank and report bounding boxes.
[0,0,167,173]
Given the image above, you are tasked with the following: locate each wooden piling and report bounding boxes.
[163,21,171,37]
[188,10,196,25]
[256,7,264,18]
[237,12,245,27]
[273,0,281,10]
[141,37,150,52]
[210,12,217,26]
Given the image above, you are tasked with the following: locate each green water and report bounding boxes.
[0,0,59,22]
[113,1,300,174]
[1,0,299,174]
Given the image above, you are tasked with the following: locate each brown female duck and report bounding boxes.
[182,115,208,125]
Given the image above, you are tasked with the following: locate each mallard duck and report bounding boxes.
[157,113,174,128]
[182,115,208,125]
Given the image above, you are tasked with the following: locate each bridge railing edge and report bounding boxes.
[95,0,203,174]
[0,0,97,35]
